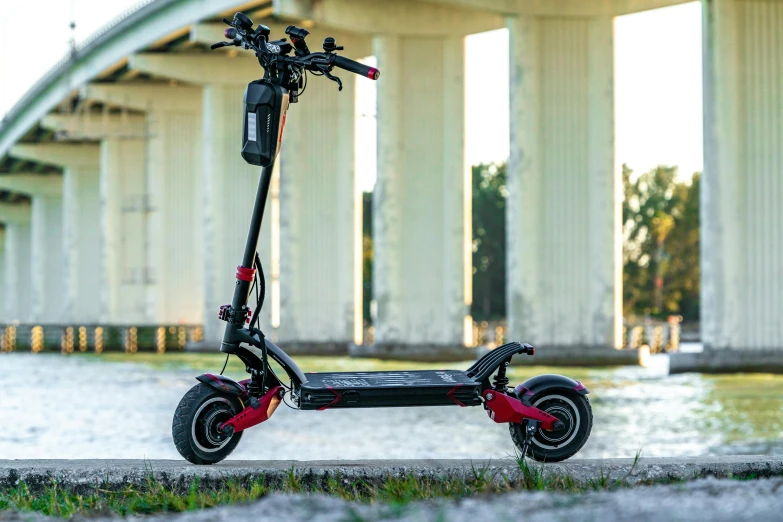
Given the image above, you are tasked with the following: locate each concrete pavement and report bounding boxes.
[147,477,783,522]
[2,456,782,493]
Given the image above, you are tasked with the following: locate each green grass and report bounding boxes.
[0,453,709,519]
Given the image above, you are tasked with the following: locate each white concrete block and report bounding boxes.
[373,35,471,347]
[506,15,620,351]
[701,0,783,351]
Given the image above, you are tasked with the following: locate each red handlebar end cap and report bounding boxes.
[368,67,380,80]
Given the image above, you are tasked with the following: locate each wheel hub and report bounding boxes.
[531,395,581,450]
[538,404,574,444]
[202,408,232,446]
[192,398,236,452]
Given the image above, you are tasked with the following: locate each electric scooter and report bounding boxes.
[172,12,593,465]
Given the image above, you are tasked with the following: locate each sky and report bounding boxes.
[0,1,703,191]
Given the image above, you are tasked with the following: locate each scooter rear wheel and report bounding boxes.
[510,389,592,462]
[172,383,244,465]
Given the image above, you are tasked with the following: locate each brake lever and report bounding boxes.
[211,40,240,50]
[317,64,342,91]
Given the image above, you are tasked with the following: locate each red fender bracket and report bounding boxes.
[482,390,561,430]
[220,386,284,433]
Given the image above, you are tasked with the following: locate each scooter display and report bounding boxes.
[172,12,593,465]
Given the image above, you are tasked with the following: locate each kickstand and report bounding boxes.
[519,419,539,459]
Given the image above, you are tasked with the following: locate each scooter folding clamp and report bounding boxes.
[217,304,251,324]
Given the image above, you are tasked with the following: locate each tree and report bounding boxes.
[362,191,373,324]
[363,162,700,326]
[472,163,507,321]
[622,165,700,320]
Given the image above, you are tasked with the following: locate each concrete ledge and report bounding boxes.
[349,343,478,362]
[478,345,647,367]
[2,456,782,493]
[670,348,783,374]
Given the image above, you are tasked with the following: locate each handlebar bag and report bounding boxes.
[241,80,290,167]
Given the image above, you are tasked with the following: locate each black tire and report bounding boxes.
[510,389,593,462]
[172,383,244,465]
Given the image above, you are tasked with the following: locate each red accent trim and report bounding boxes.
[220,386,283,433]
[236,266,256,282]
[205,373,229,392]
[367,67,380,80]
[529,345,535,355]
[447,384,467,407]
[318,386,342,410]
[573,381,586,392]
[482,390,559,430]
[279,114,286,143]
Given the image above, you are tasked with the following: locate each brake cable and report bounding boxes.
[248,252,265,329]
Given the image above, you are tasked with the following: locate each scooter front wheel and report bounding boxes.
[172,383,244,465]
[510,389,593,462]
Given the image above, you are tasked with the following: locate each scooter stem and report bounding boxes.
[221,162,276,350]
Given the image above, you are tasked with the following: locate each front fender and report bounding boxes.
[514,374,588,406]
[197,374,247,397]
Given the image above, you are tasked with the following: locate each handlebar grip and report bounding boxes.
[332,55,380,80]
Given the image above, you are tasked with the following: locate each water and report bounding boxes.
[1,352,782,460]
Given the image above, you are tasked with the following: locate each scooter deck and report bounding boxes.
[299,370,482,409]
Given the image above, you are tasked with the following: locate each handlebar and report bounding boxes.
[331,55,380,80]
[212,12,380,94]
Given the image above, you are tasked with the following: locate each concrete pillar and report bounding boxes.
[201,84,277,345]
[11,144,101,324]
[145,108,203,325]
[0,203,32,322]
[63,160,101,323]
[123,55,280,343]
[31,195,63,323]
[672,0,783,373]
[83,84,203,325]
[505,15,628,364]
[43,112,150,325]
[100,137,147,324]
[278,77,361,352]
[368,35,472,359]
[0,170,64,324]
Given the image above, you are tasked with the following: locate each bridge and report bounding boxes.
[0,0,781,370]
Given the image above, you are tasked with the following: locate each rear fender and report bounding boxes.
[514,374,588,406]
[197,374,248,398]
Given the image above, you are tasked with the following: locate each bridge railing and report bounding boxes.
[0,322,202,354]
